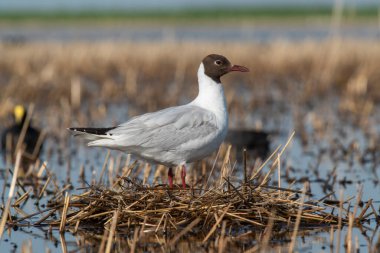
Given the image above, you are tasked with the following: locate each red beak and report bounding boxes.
[229,64,249,72]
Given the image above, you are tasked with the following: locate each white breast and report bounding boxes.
[191,63,229,133]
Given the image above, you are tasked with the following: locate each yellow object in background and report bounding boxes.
[14,105,26,124]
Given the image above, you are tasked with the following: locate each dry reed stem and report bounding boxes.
[131,226,140,253]
[105,210,119,253]
[217,220,227,253]
[369,203,379,221]
[169,217,201,246]
[38,176,51,199]
[0,151,22,239]
[330,225,335,249]
[98,228,109,253]
[1,135,11,200]
[205,147,221,188]
[59,192,70,233]
[13,189,31,207]
[250,145,281,181]
[108,156,115,186]
[260,215,274,253]
[60,233,68,253]
[98,151,111,184]
[112,161,138,188]
[13,207,28,220]
[37,161,48,178]
[143,163,151,185]
[21,240,32,253]
[288,183,307,252]
[139,216,148,236]
[353,185,363,219]
[357,199,372,221]
[32,129,46,159]
[219,145,231,186]
[203,204,232,243]
[243,149,247,192]
[34,209,57,226]
[336,190,344,253]
[346,213,354,253]
[277,153,281,196]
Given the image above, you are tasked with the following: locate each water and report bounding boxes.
[1,0,378,12]
[1,24,380,43]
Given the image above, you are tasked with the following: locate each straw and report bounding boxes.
[0,151,22,239]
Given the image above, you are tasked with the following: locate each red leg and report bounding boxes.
[181,165,187,189]
[168,167,174,188]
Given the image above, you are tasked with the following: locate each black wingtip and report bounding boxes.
[67,127,116,135]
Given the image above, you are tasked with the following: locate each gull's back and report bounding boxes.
[73,104,225,166]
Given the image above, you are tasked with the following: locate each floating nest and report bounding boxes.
[42,176,361,239]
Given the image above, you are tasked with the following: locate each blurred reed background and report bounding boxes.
[0,40,379,137]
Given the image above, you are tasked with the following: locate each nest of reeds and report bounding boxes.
[49,180,334,231]
[20,138,374,245]
[43,174,358,240]
[4,135,377,248]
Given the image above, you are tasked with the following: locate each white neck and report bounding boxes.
[191,63,228,126]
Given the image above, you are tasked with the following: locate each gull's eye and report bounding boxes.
[215,60,222,66]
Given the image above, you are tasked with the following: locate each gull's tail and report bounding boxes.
[68,127,117,147]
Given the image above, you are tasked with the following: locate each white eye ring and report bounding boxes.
[215,60,222,66]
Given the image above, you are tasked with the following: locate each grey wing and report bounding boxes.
[108,105,218,150]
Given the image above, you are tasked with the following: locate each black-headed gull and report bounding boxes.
[69,54,249,188]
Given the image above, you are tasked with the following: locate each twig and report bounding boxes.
[288,183,307,252]
[59,192,70,233]
[0,151,22,239]
[105,210,119,253]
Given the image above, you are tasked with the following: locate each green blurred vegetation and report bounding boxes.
[0,6,378,24]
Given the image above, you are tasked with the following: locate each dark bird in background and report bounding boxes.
[225,128,270,160]
[1,105,44,173]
